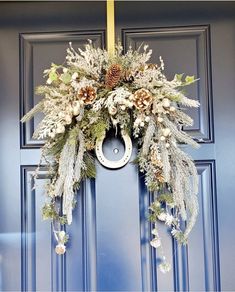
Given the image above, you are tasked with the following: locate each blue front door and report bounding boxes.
[0,1,235,291]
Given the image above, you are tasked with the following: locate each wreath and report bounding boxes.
[22,41,199,273]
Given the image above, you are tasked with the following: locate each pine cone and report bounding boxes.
[155,169,165,183]
[105,64,122,88]
[133,88,153,110]
[78,86,97,104]
[151,157,163,168]
[123,69,134,83]
[147,63,158,69]
[150,151,163,167]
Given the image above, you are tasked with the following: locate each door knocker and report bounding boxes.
[95,130,133,169]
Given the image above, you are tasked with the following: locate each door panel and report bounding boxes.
[122,25,213,142]
[20,31,105,149]
[21,167,52,292]
[0,2,235,291]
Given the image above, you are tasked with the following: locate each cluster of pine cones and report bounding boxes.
[78,64,154,111]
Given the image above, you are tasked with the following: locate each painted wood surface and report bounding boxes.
[0,1,235,291]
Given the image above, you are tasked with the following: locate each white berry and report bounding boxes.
[162,98,170,108]
[58,112,65,119]
[65,115,72,124]
[73,106,80,116]
[157,106,164,113]
[46,78,52,85]
[49,131,55,138]
[108,106,117,115]
[72,72,78,80]
[162,128,171,137]
[56,125,65,134]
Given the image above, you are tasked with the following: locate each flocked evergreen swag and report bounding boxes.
[21,41,200,272]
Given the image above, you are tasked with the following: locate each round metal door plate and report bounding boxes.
[95,131,133,169]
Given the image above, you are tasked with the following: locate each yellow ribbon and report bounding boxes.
[106,0,115,56]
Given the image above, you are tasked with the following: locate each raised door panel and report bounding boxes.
[140,162,220,291]
[21,166,52,292]
[20,31,105,148]
[187,161,220,291]
[21,166,96,292]
[95,152,142,291]
[123,25,213,143]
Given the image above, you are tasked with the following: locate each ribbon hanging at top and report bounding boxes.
[106,0,115,56]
